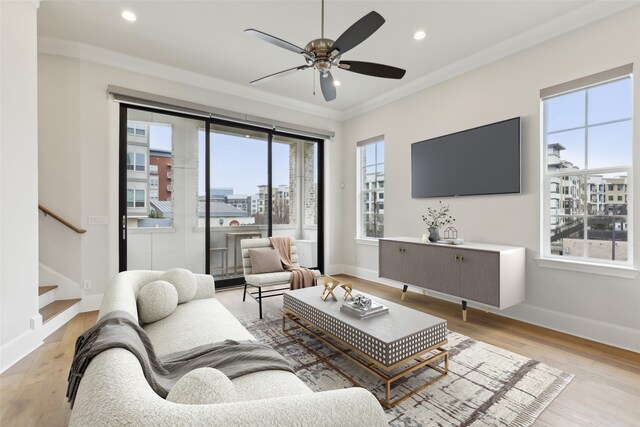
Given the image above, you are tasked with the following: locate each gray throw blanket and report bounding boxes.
[67,310,293,408]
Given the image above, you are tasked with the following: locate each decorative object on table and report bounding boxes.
[352,293,372,310]
[437,238,465,245]
[422,201,455,242]
[241,314,574,427]
[340,283,353,300]
[443,226,457,239]
[439,227,464,245]
[321,275,341,301]
[340,293,389,319]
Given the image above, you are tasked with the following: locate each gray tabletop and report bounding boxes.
[284,286,446,344]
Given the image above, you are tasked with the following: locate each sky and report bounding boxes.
[546,77,632,170]
[148,124,303,196]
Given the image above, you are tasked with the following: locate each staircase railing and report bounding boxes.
[38,204,87,234]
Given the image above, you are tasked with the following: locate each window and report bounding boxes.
[127,151,146,171]
[149,164,158,174]
[135,153,146,171]
[149,177,159,187]
[135,189,145,207]
[542,69,632,264]
[127,189,145,208]
[357,137,384,238]
[127,123,146,136]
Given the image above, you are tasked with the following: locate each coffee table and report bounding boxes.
[282,286,448,408]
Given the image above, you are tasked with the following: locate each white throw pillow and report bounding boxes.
[167,368,237,405]
[161,268,197,304]
[137,280,178,324]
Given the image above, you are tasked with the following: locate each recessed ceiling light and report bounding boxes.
[121,10,137,22]
[413,30,426,40]
[333,80,341,87]
[245,135,250,138]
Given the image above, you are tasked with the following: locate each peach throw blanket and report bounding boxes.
[269,237,316,290]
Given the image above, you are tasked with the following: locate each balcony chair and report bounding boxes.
[241,237,321,318]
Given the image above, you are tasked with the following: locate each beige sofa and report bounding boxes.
[70,270,387,426]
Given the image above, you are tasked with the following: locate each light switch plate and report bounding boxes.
[88,216,108,225]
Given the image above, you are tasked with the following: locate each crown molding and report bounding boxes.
[342,1,637,120]
[37,37,343,121]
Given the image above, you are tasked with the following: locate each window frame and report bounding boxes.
[541,75,633,267]
[356,136,385,240]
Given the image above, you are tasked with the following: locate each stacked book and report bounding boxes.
[340,301,389,319]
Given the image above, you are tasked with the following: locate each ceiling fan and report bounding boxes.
[245,0,406,102]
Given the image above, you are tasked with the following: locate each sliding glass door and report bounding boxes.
[121,107,206,273]
[120,105,324,288]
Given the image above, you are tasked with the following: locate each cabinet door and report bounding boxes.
[423,245,461,296]
[458,250,500,306]
[379,240,404,281]
[379,240,423,285]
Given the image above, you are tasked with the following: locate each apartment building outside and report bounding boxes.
[547,143,628,260]
[149,149,172,201]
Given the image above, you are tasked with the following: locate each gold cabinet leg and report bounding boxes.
[462,300,468,322]
[401,285,408,301]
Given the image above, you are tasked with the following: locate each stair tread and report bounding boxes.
[40,299,81,323]
[38,285,59,296]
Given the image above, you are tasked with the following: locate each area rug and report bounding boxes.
[239,313,574,427]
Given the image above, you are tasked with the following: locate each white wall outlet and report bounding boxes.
[84,280,92,290]
[88,216,108,225]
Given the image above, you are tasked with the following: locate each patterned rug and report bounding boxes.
[239,313,574,427]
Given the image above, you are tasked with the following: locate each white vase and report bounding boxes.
[422,233,429,243]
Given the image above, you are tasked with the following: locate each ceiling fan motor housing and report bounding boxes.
[304,38,341,72]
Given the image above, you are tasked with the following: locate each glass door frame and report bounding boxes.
[118,104,325,289]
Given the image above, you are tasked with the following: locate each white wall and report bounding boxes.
[341,7,640,352]
[37,52,343,304]
[0,0,42,371]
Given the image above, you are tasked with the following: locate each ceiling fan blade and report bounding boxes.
[339,61,406,79]
[245,29,308,55]
[330,11,385,55]
[320,71,336,101]
[250,65,310,85]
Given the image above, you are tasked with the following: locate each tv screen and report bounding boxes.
[411,117,521,198]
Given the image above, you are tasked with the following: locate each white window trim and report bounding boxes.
[534,257,638,279]
[540,75,634,268]
[356,136,384,240]
[355,237,379,246]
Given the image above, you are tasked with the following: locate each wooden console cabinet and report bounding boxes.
[379,237,525,320]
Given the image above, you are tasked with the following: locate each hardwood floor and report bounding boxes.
[1,275,638,426]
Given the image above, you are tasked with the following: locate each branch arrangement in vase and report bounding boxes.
[422,201,455,242]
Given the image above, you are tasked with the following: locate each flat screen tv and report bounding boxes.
[411,117,521,198]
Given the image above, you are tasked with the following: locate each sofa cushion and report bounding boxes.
[248,248,284,274]
[144,298,255,355]
[166,368,237,405]
[161,268,197,304]
[137,280,178,324]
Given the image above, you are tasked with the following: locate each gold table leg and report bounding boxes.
[282,311,448,409]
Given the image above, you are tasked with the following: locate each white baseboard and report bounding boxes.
[38,287,57,309]
[40,302,81,339]
[324,264,347,275]
[0,329,43,374]
[80,293,103,312]
[340,264,640,354]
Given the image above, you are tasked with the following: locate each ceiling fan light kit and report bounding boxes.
[245,0,406,102]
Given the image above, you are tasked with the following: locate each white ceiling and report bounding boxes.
[37,1,629,117]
